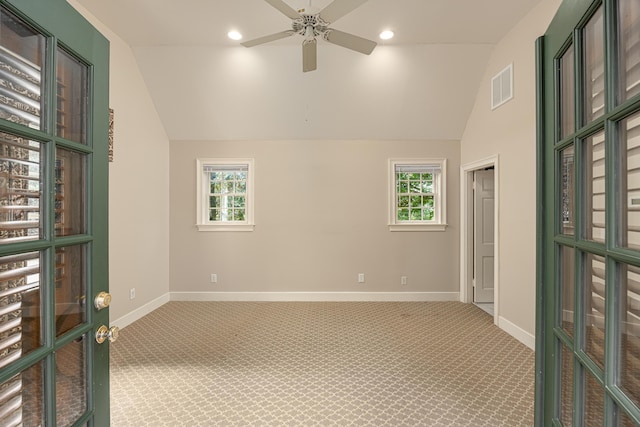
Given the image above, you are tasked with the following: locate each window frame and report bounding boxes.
[388,158,447,232]
[196,158,255,232]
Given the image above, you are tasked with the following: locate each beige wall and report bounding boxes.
[68,1,171,322]
[170,140,459,297]
[460,0,562,336]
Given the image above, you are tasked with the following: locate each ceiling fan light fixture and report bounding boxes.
[228,31,243,41]
[304,25,315,41]
[379,30,394,40]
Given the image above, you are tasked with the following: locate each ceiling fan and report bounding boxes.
[241,0,377,72]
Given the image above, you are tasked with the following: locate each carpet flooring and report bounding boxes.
[110,301,534,426]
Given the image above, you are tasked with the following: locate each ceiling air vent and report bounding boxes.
[491,63,513,110]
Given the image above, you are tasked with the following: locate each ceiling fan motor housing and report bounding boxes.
[292,14,328,38]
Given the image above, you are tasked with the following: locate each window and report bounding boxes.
[196,158,255,232]
[388,159,447,231]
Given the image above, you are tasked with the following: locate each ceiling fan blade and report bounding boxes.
[303,39,317,72]
[241,30,295,47]
[264,0,301,20]
[319,0,369,24]
[324,29,377,55]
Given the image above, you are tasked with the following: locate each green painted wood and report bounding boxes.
[0,0,110,425]
[538,0,640,425]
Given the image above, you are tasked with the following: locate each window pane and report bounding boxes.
[561,145,575,235]
[55,245,86,337]
[56,48,88,144]
[0,6,45,131]
[206,165,249,223]
[618,406,639,426]
[560,44,575,139]
[620,0,640,101]
[0,252,42,365]
[0,132,42,243]
[559,344,574,426]
[55,148,86,236]
[584,253,606,369]
[585,131,606,243]
[620,112,640,249]
[561,245,575,337]
[0,361,43,426]
[620,263,640,409]
[585,372,605,425]
[584,7,605,122]
[56,336,87,426]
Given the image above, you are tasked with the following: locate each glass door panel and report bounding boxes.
[561,145,575,235]
[55,336,87,425]
[560,44,575,139]
[561,245,575,337]
[0,1,110,425]
[585,131,605,243]
[0,251,41,366]
[0,360,43,426]
[56,48,87,145]
[584,253,606,369]
[55,148,86,237]
[0,132,41,243]
[585,372,605,425]
[620,0,640,102]
[621,111,640,250]
[55,245,86,337]
[620,263,640,409]
[560,344,574,425]
[540,0,640,425]
[584,6,605,122]
[0,7,44,131]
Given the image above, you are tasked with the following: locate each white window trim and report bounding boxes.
[388,158,447,232]
[196,158,255,232]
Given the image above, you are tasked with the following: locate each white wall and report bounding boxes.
[170,139,460,300]
[132,44,493,141]
[460,0,562,337]
[68,1,171,323]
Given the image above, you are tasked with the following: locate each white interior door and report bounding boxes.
[474,169,495,303]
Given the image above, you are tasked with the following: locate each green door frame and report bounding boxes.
[537,0,640,425]
[0,0,110,425]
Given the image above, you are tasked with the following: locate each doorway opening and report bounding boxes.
[461,156,499,325]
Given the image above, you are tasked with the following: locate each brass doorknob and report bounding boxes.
[95,325,119,344]
[94,292,112,310]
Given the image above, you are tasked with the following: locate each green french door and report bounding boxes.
[538,0,640,425]
[0,0,111,426]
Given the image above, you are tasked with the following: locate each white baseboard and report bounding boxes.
[498,315,535,350]
[170,291,460,302]
[111,293,170,330]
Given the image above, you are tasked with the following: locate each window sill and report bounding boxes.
[388,223,447,232]
[196,223,255,232]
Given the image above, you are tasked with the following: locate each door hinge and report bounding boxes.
[472,278,476,288]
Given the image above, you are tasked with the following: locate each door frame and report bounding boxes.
[460,155,500,324]
[0,0,111,425]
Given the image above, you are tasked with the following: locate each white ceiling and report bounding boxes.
[73,0,546,141]
[75,0,543,47]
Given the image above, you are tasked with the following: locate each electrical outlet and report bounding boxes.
[210,273,218,283]
[401,276,408,285]
[358,273,365,283]
[129,288,136,300]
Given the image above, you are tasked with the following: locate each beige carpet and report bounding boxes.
[110,301,534,426]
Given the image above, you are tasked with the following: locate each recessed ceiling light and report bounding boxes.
[379,30,394,40]
[228,31,243,41]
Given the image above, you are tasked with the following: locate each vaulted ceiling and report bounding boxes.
[74,0,545,141]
